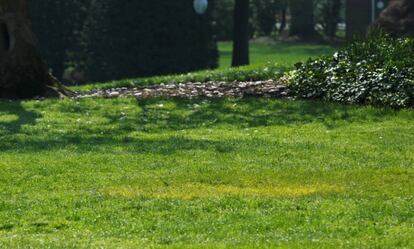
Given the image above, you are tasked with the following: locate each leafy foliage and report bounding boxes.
[30,0,218,83]
[288,33,414,108]
[314,0,344,39]
[251,0,288,36]
[83,0,218,82]
[30,0,89,79]
[211,0,235,41]
[289,0,318,39]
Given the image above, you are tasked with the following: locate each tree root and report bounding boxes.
[45,74,76,98]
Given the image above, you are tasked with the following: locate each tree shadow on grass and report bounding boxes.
[0,134,239,154]
[0,100,40,133]
[125,97,394,131]
[0,97,404,154]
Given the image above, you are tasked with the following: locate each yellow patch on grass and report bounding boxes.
[0,114,19,123]
[105,183,342,200]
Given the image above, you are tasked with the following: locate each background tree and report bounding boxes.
[212,0,235,41]
[0,0,70,98]
[252,0,279,36]
[375,0,414,37]
[253,0,288,36]
[213,0,287,40]
[83,0,218,82]
[316,0,343,39]
[277,0,288,34]
[289,0,318,40]
[232,0,250,67]
[30,0,90,81]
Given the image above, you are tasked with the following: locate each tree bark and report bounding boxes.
[375,0,414,37]
[232,0,250,67]
[0,0,72,98]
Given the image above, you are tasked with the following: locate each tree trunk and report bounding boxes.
[375,0,414,37]
[289,0,318,40]
[279,7,287,34]
[232,0,250,67]
[323,0,342,39]
[0,0,72,98]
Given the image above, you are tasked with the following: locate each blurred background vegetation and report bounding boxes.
[29,0,350,84]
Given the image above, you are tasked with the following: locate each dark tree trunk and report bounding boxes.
[323,0,342,39]
[232,0,250,67]
[289,0,318,40]
[375,0,414,37]
[0,0,72,98]
[346,0,371,41]
[279,7,287,34]
[253,0,278,36]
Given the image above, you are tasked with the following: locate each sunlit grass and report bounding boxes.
[106,183,343,200]
[0,114,19,123]
[0,97,413,248]
[218,41,336,69]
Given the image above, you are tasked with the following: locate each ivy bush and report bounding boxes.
[288,33,414,108]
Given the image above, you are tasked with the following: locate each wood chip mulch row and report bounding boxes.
[75,80,291,99]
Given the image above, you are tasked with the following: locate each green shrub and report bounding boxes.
[288,33,414,108]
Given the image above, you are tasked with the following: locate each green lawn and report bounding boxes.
[73,41,336,92]
[1,97,413,248]
[218,41,336,69]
